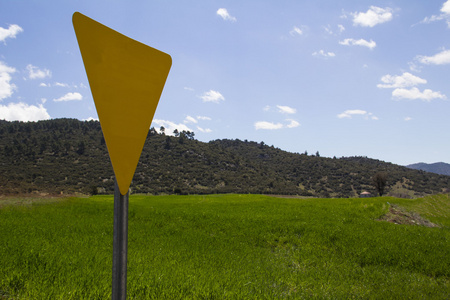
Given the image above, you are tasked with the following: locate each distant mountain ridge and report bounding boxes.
[406,162,450,176]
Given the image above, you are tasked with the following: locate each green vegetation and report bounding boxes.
[1,119,449,197]
[398,193,450,227]
[1,194,449,299]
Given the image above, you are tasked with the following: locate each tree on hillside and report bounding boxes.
[186,131,195,140]
[76,141,85,155]
[149,127,157,136]
[372,172,387,196]
[180,130,195,140]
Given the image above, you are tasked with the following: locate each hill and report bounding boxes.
[406,162,450,176]
[0,118,449,197]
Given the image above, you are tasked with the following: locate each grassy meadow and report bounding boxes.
[0,194,449,299]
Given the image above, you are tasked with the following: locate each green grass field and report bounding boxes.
[1,194,449,299]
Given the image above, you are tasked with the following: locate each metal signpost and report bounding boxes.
[112,179,129,298]
[72,12,172,299]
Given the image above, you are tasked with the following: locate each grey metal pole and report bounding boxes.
[112,179,129,300]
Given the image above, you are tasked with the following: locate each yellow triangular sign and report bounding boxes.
[73,12,172,195]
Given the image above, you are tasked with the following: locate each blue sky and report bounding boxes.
[1,1,449,166]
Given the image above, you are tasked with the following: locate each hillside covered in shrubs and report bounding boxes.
[1,119,449,197]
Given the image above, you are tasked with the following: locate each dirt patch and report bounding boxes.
[378,204,439,227]
[0,193,86,208]
[266,194,314,199]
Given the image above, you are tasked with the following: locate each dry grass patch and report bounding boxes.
[378,204,439,227]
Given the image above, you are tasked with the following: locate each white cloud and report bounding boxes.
[184,86,194,91]
[377,72,427,89]
[254,119,300,130]
[258,106,300,129]
[416,49,450,65]
[0,61,16,100]
[322,24,346,36]
[0,24,23,43]
[217,8,236,22]
[352,6,393,27]
[404,117,412,121]
[184,115,198,124]
[421,14,446,24]
[54,82,69,87]
[339,38,376,49]
[286,119,300,128]
[196,126,212,133]
[443,0,450,14]
[254,121,283,130]
[0,102,50,121]
[377,72,445,101]
[421,0,450,27]
[277,105,296,114]
[200,90,225,103]
[40,82,70,88]
[197,116,211,121]
[337,110,378,120]
[337,109,367,119]
[26,64,51,80]
[340,12,349,20]
[408,61,421,72]
[83,117,99,121]
[324,25,333,35]
[290,26,303,36]
[53,92,83,102]
[392,87,446,101]
[152,119,193,135]
[312,50,336,58]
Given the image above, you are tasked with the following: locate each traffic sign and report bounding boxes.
[73,12,172,195]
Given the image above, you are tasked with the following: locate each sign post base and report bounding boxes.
[112,179,129,300]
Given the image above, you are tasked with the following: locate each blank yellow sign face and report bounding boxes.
[73,12,172,195]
